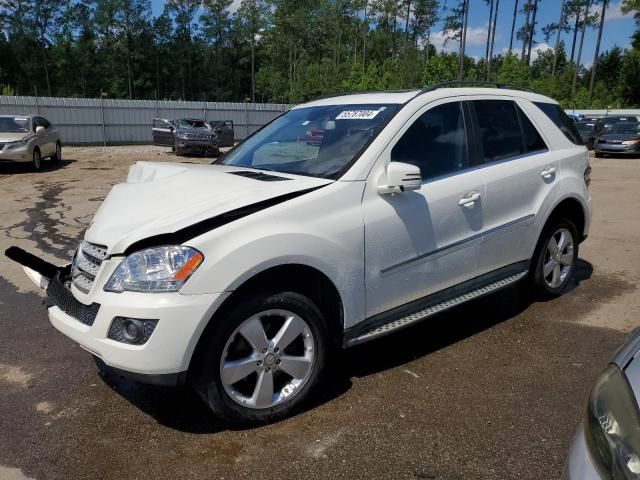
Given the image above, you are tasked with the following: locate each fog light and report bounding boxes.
[108,317,158,345]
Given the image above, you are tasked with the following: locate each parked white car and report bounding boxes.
[9,84,592,425]
[0,114,62,171]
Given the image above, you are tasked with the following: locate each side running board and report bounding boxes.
[345,270,528,347]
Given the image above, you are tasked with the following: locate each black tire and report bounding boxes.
[529,218,579,299]
[192,291,328,426]
[595,152,603,158]
[32,148,42,171]
[175,146,184,156]
[51,142,61,162]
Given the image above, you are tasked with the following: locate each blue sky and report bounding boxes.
[150,0,636,66]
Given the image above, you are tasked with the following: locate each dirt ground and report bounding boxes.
[0,146,639,479]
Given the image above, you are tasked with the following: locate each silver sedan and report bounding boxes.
[563,330,640,479]
[0,115,62,171]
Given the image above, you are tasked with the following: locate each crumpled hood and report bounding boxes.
[85,161,332,254]
[0,132,30,143]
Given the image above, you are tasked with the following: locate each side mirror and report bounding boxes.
[35,126,45,136]
[378,162,422,195]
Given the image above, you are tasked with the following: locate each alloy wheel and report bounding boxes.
[220,309,315,409]
[542,227,574,289]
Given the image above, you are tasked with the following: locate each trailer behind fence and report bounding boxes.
[0,96,290,145]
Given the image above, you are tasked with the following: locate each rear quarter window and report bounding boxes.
[534,102,584,145]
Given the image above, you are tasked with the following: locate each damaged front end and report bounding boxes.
[5,246,100,326]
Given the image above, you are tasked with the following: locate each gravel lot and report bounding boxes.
[0,146,639,480]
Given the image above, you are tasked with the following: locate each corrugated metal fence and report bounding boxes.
[0,96,291,145]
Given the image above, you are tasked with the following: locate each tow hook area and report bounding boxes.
[5,246,99,325]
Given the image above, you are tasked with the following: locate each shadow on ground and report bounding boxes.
[0,159,75,174]
[102,259,593,434]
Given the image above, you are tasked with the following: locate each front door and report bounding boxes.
[362,100,486,318]
[152,118,175,146]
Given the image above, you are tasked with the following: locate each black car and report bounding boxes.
[594,122,640,157]
[595,115,638,134]
[575,121,598,150]
[152,118,235,156]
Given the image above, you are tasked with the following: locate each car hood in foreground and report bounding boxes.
[0,132,29,143]
[85,161,332,255]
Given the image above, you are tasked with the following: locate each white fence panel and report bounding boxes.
[0,96,290,145]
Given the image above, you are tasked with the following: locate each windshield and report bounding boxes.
[218,103,399,179]
[0,116,30,133]
[610,123,640,135]
[177,119,209,130]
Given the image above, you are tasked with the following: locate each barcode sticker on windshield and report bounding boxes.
[336,110,380,120]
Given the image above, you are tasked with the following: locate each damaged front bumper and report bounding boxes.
[5,246,225,386]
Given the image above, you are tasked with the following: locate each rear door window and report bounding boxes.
[471,100,525,162]
[517,106,547,153]
[534,102,583,145]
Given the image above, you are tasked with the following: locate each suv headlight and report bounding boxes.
[585,364,640,479]
[5,139,27,150]
[104,246,203,293]
[176,133,189,140]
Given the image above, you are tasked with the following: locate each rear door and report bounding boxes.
[152,118,175,146]
[471,98,556,274]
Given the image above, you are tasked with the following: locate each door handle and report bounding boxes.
[541,166,556,179]
[459,192,481,208]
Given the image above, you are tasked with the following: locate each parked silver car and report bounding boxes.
[564,329,640,479]
[0,115,61,171]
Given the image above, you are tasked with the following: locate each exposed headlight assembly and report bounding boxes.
[176,133,189,140]
[585,364,640,479]
[5,139,27,150]
[104,246,203,293]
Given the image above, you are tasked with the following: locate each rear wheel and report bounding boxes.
[32,148,42,171]
[530,219,578,298]
[192,291,328,426]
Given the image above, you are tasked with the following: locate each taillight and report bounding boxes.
[584,165,592,188]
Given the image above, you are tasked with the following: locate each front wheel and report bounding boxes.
[51,142,61,162]
[530,219,579,298]
[192,291,328,426]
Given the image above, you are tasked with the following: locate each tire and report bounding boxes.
[32,148,42,171]
[51,142,61,163]
[192,291,328,426]
[175,147,184,156]
[530,218,579,299]
[595,152,603,158]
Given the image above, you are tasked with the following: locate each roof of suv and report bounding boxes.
[298,87,556,109]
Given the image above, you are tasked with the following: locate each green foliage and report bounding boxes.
[1,84,15,95]
[0,0,638,108]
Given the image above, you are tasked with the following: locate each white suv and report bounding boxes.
[9,85,592,425]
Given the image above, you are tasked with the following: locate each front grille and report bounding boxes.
[47,274,100,326]
[72,241,107,293]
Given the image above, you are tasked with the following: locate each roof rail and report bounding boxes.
[417,80,534,97]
